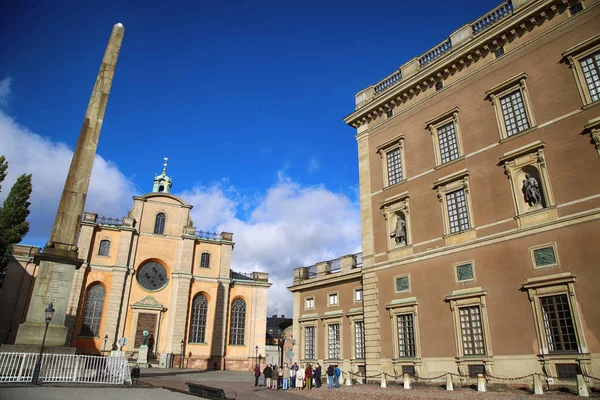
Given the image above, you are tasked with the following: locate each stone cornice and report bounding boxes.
[288,269,362,292]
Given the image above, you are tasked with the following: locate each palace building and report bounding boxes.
[0,163,271,370]
[290,0,600,384]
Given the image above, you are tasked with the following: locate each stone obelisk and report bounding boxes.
[14,23,125,348]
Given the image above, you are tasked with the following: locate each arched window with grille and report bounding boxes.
[200,252,210,268]
[229,298,246,345]
[80,284,105,337]
[189,294,208,343]
[154,213,166,234]
[98,240,111,256]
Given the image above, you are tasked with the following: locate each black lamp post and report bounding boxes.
[102,335,108,355]
[255,346,259,367]
[31,303,55,385]
[180,340,184,369]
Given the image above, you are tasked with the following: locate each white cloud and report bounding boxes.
[0,77,12,106]
[176,174,362,316]
[0,110,137,242]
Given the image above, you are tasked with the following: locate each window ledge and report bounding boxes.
[582,100,600,110]
[434,155,465,171]
[382,179,408,191]
[96,254,111,258]
[499,126,538,144]
[188,342,208,345]
[77,336,100,339]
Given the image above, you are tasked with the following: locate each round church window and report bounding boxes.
[137,262,169,291]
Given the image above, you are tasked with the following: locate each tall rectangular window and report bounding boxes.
[437,122,460,164]
[581,50,600,102]
[386,148,404,186]
[328,324,341,359]
[397,314,416,357]
[500,90,530,136]
[355,321,365,359]
[329,293,338,306]
[305,326,315,360]
[459,306,485,355]
[446,189,470,233]
[540,294,578,352]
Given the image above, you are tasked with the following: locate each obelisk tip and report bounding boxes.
[116,22,123,27]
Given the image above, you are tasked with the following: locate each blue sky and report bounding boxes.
[0,0,503,314]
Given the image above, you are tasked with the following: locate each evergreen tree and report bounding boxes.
[0,155,33,290]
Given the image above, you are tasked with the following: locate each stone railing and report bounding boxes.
[362,0,522,106]
[194,230,222,241]
[293,252,363,284]
[419,38,452,66]
[374,70,402,95]
[97,216,123,226]
[471,1,513,35]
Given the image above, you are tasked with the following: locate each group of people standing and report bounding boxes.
[253,363,342,390]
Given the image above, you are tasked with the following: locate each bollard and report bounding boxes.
[403,373,411,389]
[345,372,352,386]
[446,374,454,391]
[380,373,387,388]
[533,374,544,395]
[576,374,590,397]
[477,373,486,392]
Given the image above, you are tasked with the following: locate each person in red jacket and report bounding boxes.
[305,363,313,390]
[253,364,261,387]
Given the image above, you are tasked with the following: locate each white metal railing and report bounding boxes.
[0,353,131,384]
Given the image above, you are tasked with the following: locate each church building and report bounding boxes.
[0,162,271,370]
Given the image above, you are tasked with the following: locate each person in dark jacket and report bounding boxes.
[334,365,341,388]
[253,365,261,387]
[305,363,313,390]
[263,364,273,388]
[314,363,322,388]
[327,364,335,389]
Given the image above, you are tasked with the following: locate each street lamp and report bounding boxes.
[31,303,55,385]
[102,335,108,355]
[255,346,259,367]
[180,340,184,369]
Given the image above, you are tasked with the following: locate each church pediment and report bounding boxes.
[131,295,166,311]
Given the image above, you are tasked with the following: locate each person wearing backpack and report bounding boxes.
[334,365,341,388]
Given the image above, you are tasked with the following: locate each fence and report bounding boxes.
[0,352,131,385]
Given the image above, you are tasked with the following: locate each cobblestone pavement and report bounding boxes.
[0,387,191,400]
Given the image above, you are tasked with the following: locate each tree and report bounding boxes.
[0,155,33,290]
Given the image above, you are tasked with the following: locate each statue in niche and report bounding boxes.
[390,213,406,245]
[522,173,543,207]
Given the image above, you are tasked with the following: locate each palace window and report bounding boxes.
[80,284,105,337]
[540,294,578,352]
[354,288,363,302]
[434,169,476,244]
[494,47,505,58]
[229,298,246,345]
[154,213,166,235]
[189,294,208,343]
[200,252,210,268]
[328,324,341,359]
[563,34,600,106]
[569,1,584,16]
[328,292,338,306]
[98,240,111,256]
[305,297,314,310]
[377,135,406,187]
[397,314,416,357]
[486,73,536,140]
[355,321,365,359]
[459,306,485,355]
[426,108,464,167]
[304,326,315,360]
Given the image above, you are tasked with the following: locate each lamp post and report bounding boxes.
[102,335,108,355]
[180,340,184,369]
[31,303,55,385]
[255,346,259,367]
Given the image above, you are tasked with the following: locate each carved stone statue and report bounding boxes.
[522,173,543,207]
[141,328,149,347]
[390,214,406,245]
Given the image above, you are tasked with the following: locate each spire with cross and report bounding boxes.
[152,157,172,193]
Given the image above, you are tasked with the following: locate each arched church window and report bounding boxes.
[80,284,105,337]
[229,298,246,345]
[200,253,210,268]
[154,213,166,234]
[189,294,208,343]
[98,240,111,256]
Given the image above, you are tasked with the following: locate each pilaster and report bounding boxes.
[292,291,301,364]
[357,126,375,265]
[211,279,231,362]
[164,274,192,352]
[102,267,128,349]
[362,270,381,378]
[219,243,233,279]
